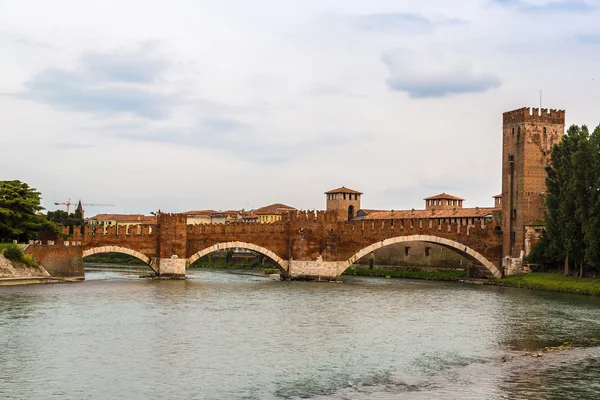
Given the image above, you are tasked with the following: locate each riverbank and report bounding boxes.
[342,267,466,280]
[484,273,600,296]
[344,267,600,296]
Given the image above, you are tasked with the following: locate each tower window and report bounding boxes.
[425,247,431,257]
[543,127,547,134]
[512,128,515,136]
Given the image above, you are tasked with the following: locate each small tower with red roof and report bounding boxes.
[325,186,362,221]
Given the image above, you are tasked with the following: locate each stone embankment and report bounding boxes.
[0,251,50,278]
[0,244,84,286]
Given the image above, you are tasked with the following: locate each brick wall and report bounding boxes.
[25,244,84,278]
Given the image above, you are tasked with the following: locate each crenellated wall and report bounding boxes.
[59,209,502,280]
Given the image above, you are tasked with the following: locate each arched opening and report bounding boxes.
[82,246,157,273]
[348,205,355,221]
[187,242,288,277]
[342,235,501,279]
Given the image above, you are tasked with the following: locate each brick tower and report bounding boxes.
[502,107,565,258]
[325,187,362,221]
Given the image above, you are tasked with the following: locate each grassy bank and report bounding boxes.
[492,273,600,296]
[343,267,467,280]
[343,268,600,297]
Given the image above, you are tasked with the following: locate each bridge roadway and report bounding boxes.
[63,211,503,280]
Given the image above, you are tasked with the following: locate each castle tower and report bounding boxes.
[325,187,362,221]
[502,107,565,258]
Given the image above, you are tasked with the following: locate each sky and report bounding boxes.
[1,0,599,215]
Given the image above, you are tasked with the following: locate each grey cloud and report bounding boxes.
[80,42,168,84]
[18,42,175,119]
[493,0,593,13]
[110,119,364,164]
[382,48,501,98]
[355,13,466,35]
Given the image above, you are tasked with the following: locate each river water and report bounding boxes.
[1,266,599,399]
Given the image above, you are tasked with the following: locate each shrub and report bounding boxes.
[225,250,234,264]
[263,268,279,275]
[3,245,24,262]
[21,254,37,267]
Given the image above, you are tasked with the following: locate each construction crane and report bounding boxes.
[54,199,115,214]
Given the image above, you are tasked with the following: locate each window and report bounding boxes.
[512,128,515,136]
[343,194,346,200]
[543,127,547,134]
[425,247,431,257]
[405,247,410,257]
[512,209,517,220]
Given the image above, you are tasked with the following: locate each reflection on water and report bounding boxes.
[0,265,599,399]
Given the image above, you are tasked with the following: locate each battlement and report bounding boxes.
[287,210,338,222]
[503,107,565,126]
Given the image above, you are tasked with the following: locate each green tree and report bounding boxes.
[47,209,84,227]
[582,125,600,275]
[543,124,600,277]
[0,180,54,242]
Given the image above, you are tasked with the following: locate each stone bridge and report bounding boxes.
[64,211,503,280]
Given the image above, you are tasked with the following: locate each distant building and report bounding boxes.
[255,203,296,223]
[209,210,241,224]
[241,213,259,223]
[360,193,497,226]
[183,210,217,225]
[86,214,156,234]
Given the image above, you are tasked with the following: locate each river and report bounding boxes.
[1,265,599,399]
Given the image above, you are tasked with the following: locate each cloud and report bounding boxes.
[381,48,501,98]
[17,42,176,119]
[106,117,365,164]
[355,13,466,35]
[493,0,593,13]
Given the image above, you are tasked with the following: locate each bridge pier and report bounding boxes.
[288,259,346,281]
[156,258,187,279]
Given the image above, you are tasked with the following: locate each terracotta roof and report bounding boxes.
[88,214,156,223]
[358,209,386,215]
[183,210,218,216]
[255,203,296,215]
[493,194,503,198]
[325,186,363,195]
[423,193,465,201]
[220,210,241,215]
[364,207,495,220]
[242,214,258,219]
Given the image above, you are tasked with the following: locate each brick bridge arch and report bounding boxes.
[82,246,157,273]
[342,235,502,279]
[187,242,288,273]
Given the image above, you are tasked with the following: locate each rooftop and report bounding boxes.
[255,203,297,215]
[183,210,218,216]
[87,214,156,223]
[424,193,465,201]
[325,186,363,195]
[363,207,495,220]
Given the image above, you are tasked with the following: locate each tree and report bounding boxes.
[47,209,84,227]
[543,124,600,277]
[0,180,54,242]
